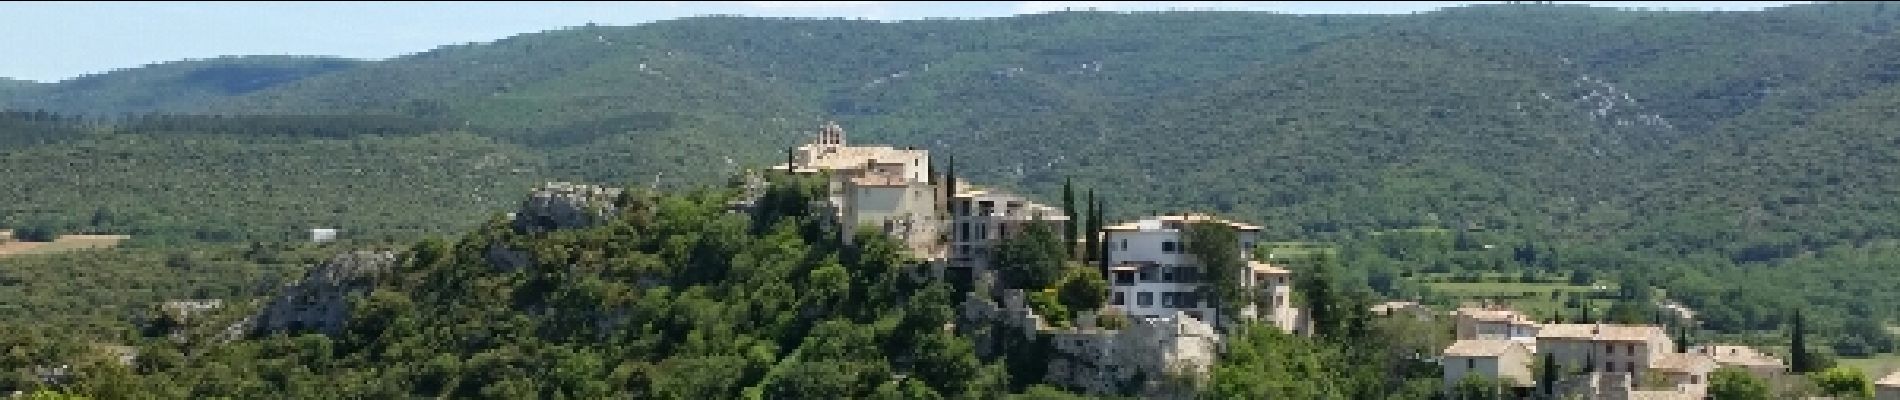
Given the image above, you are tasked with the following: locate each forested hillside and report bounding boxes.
[6,1,1900,386]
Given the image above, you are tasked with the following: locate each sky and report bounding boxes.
[0,1,1813,83]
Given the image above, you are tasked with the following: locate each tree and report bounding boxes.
[1810,366,1874,398]
[1056,267,1108,316]
[1093,197,1109,274]
[1452,374,1504,400]
[1791,310,1813,373]
[1061,178,1075,257]
[1082,190,1098,264]
[993,221,1067,290]
[1709,367,1771,400]
[1186,221,1246,327]
[1539,352,1557,398]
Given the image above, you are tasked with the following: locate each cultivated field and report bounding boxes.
[0,235,130,258]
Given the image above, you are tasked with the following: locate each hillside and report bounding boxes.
[4,2,1900,355]
[2,56,362,116]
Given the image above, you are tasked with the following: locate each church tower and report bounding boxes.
[817,120,847,148]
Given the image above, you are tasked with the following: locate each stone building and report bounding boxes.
[1454,304,1542,346]
[1689,344,1787,380]
[769,122,947,259]
[1878,370,1900,400]
[1442,339,1535,389]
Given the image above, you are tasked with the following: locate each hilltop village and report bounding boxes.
[733,123,1831,398]
[106,122,1900,399]
[730,122,1830,398]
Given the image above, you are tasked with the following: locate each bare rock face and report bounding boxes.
[511,182,623,234]
[252,250,398,335]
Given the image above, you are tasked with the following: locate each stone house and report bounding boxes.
[1878,370,1900,400]
[1442,339,1536,390]
[1536,323,1673,380]
[1689,344,1787,380]
[1454,304,1542,346]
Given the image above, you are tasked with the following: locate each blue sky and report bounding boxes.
[0,1,1811,83]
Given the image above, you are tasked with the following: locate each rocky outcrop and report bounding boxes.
[252,250,398,335]
[511,182,623,234]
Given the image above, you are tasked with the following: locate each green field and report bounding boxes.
[1838,353,1900,378]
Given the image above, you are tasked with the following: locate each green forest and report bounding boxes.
[5,1,1900,398]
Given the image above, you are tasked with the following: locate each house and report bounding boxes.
[1454,304,1541,346]
[945,185,1069,287]
[1647,352,1715,398]
[1536,323,1674,380]
[1689,344,1786,380]
[1877,370,1900,400]
[1371,301,1432,320]
[1101,214,1274,326]
[1442,339,1535,390]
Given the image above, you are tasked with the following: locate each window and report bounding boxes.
[1111,292,1125,306]
[1467,359,1476,368]
[1605,344,1614,354]
[1604,362,1615,373]
[1137,292,1154,307]
[1119,239,1128,251]
[1162,267,1176,282]
[1627,344,1636,354]
[1626,363,1636,374]
[1160,293,1177,307]
[1161,241,1177,253]
[1691,375,1700,385]
[1139,266,1159,282]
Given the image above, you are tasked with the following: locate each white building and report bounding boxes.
[1101,214,1293,329]
[309,228,339,243]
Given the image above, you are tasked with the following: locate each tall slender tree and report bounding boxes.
[1676,324,1690,353]
[1792,310,1813,373]
[1061,178,1076,257]
[1095,197,1109,274]
[1540,352,1558,398]
[1083,189,1098,263]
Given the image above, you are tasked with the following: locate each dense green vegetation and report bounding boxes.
[6,2,1900,396]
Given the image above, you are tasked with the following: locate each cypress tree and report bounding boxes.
[943,156,956,211]
[1062,178,1076,257]
[1676,324,1689,353]
[1792,309,1812,373]
[1541,352,1558,398]
[1095,197,1109,274]
[1083,190,1098,263]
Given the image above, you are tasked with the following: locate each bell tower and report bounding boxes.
[817,121,847,149]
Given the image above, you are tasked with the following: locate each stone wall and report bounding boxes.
[960,289,1217,398]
